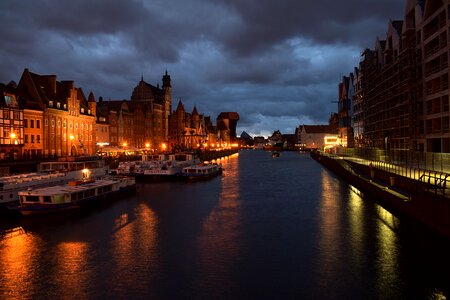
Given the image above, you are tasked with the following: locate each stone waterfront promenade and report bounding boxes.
[311,150,450,239]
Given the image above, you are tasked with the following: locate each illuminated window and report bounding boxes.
[49,101,53,107]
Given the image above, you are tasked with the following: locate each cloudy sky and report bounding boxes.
[0,0,404,137]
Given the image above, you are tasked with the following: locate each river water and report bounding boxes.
[0,150,449,299]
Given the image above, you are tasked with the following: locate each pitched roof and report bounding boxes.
[391,20,403,36]
[301,125,332,134]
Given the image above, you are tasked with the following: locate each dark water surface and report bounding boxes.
[1,151,450,299]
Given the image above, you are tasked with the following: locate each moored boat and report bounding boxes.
[16,176,135,216]
[271,151,280,158]
[120,153,200,180]
[180,163,223,181]
[0,157,109,208]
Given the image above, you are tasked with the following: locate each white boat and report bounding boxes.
[0,157,109,207]
[17,176,135,216]
[122,153,200,180]
[181,163,223,181]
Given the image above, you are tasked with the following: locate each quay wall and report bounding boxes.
[199,149,238,161]
[311,151,450,239]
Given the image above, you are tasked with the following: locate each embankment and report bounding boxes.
[311,151,450,239]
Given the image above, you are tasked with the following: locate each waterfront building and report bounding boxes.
[0,69,239,158]
[16,69,96,157]
[23,105,44,158]
[347,0,450,153]
[338,75,353,147]
[95,97,110,149]
[168,100,211,150]
[352,67,365,147]
[0,82,24,159]
[297,125,336,150]
[216,112,240,144]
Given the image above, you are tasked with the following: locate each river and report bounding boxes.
[0,150,449,299]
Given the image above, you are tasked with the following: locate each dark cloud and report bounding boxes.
[0,0,405,136]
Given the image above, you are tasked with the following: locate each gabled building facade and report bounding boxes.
[16,69,96,157]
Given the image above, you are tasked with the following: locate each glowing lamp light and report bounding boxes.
[145,143,150,148]
[10,132,16,139]
[82,168,90,178]
[69,134,75,141]
[123,142,127,147]
[162,143,167,150]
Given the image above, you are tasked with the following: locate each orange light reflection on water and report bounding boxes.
[111,203,158,292]
[52,241,90,298]
[315,170,342,288]
[196,152,242,295]
[0,227,40,298]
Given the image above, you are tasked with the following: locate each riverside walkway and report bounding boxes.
[324,150,450,199]
[312,150,450,239]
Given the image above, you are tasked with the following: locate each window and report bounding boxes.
[45,119,48,126]
[24,119,28,128]
[51,119,55,127]
[24,134,28,143]
[57,120,61,128]
[37,135,40,143]
[81,108,84,113]
[4,110,9,119]
[4,95,12,106]
[49,101,53,107]
[57,102,61,108]
[31,135,35,143]
[36,120,40,129]
[30,120,34,128]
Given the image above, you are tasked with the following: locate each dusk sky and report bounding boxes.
[0,0,404,137]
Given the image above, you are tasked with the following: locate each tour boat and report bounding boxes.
[17,176,135,216]
[271,152,280,158]
[0,157,109,207]
[121,153,200,180]
[180,163,223,181]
